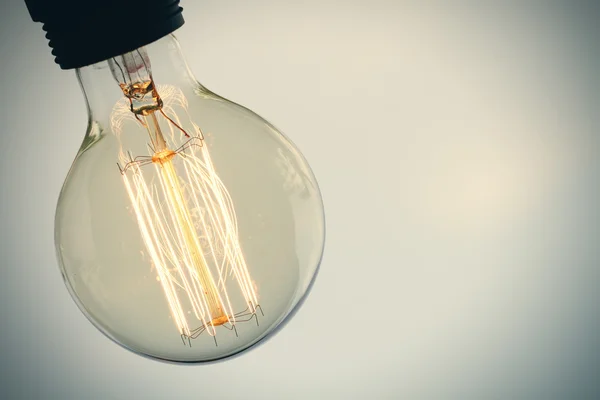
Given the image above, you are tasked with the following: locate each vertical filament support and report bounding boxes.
[145,113,228,327]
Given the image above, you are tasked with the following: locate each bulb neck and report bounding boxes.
[77,35,202,127]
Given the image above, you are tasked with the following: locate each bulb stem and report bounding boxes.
[144,112,169,153]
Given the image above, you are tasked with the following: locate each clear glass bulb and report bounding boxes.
[55,34,325,363]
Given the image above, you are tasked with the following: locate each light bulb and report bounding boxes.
[28,2,325,363]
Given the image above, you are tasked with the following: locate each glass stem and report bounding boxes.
[144,111,169,153]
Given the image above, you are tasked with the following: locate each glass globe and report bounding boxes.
[55,34,325,363]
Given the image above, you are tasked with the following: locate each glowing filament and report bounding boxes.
[115,86,259,341]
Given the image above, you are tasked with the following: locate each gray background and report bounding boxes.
[1,0,599,399]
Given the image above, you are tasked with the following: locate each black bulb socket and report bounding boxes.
[25,0,185,69]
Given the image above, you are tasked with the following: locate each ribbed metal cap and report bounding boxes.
[25,0,184,69]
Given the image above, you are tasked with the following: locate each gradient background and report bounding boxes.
[1,0,599,399]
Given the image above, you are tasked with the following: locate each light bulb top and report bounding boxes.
[25,0,184,70]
